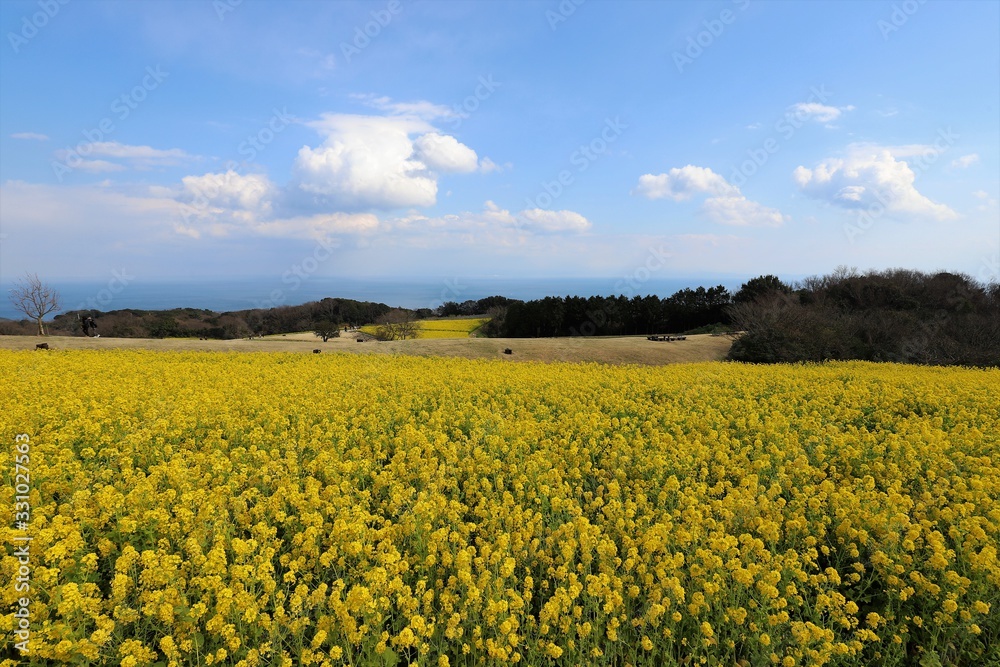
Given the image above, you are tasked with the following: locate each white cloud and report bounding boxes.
[633,165,736,201]
[293,114,438,209]
[950,153,979,169]
[54,141,194,174]
[517,208,591,232]
[478,157,508,173]
[175,171,378,240]
[248,212,378,239]
[794,144,958,221]
[164,101,492,237]
[386,200,590,236]
[701,195,786,227]
[60,158,127,173]
[972,189,998,212]
[633,165,786,227]
[293,112,482,210]
[879,143,939,158]
[82,141,191,162]
[787,102,855,124]
[413,133,479,173]
[181,171,274,212]
[11,132,49,141]
[349,93,459,121]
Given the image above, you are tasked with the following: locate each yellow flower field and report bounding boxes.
[360,318,488,339]
[1,350,997,666]
[412,319,489,339]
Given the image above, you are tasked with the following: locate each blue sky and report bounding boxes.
[1,0,998,291]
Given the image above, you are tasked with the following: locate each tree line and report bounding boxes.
[6,269,997,367]
[726,268,999,367]
[485,286,733,338]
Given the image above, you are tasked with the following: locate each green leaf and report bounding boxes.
[378,648,400,666]
[919,650,943,667]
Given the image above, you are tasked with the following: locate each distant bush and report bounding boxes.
[727,268,1000,367]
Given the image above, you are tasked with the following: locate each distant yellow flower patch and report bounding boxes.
[361,317,489,339]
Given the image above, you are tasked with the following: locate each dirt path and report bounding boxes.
[0,333,735,365]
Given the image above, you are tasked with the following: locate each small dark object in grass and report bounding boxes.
[36,342,50,350]
[313,349,321,354]
[504,348,512,355]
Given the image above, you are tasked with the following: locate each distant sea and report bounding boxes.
[0,276,743,321]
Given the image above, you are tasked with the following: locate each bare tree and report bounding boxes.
[374,309,417,341]
[8,273,61,336]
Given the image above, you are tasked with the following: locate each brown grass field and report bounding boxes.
[0,332,735,365]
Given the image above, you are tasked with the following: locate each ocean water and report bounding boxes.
[0,276,740,320]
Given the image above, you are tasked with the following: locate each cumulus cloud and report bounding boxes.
[950,153,979,169]
[701,195,786,227]
[181,171,274,212]
[293,114,437,209]
[294,114,488,209]
[291,112,484,210]
[633,165,736,201]
[633,165,786,226]
[165,100,497,240]
[175,170,381,240]
[413,133,479,173]
[794,144,958,221]
[11,132,49,141]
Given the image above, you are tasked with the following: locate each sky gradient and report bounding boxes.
[1,0,998,293]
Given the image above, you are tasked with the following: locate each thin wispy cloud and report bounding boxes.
[10,132,49,141]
